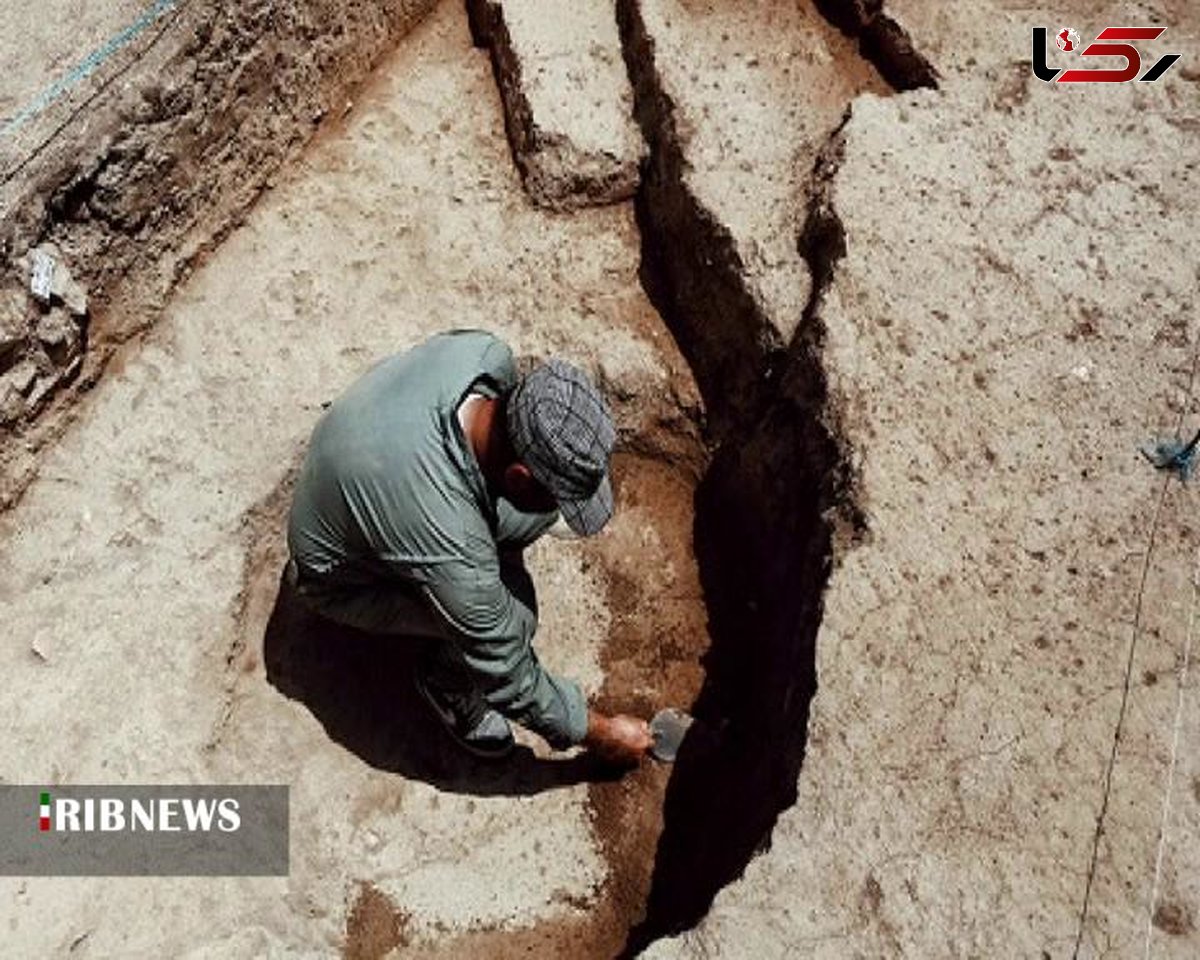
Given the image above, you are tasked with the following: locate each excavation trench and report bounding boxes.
[608,0,913,948]
[441,0,935,950]
[0,0,441,505]
[236,0,879,950]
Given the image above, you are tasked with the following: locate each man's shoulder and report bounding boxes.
[423,329,516,386]
[342,330,514,409]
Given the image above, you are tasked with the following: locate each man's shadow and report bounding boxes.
[262,568,616,796]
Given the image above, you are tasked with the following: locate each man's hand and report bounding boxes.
[584,709,653,766]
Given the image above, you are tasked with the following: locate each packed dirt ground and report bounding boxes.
[1,0,1199,957]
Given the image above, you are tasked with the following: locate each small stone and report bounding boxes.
[2,359,38,397]
[35,308,81,360]
[24,374,58,414]
[29,248,56,303]
[0,385,22,425]
[56,270,89,320]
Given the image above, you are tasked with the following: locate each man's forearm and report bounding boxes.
[478,659,589,749]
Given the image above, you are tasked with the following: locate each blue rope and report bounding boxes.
[0,0,179,140]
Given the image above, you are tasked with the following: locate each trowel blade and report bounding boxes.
[649,707,694,762]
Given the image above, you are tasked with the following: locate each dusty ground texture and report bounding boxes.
[620,0,891,434]
[1,0,1199,957]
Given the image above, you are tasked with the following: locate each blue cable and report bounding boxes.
[0,0,179,140]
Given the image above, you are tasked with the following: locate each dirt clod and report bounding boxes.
[345,883,411,960]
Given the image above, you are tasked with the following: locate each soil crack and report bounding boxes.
[613,1,876,949]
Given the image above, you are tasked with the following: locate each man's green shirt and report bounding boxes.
[287,330,589,747]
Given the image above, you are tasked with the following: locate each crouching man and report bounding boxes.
[286,329,652,764]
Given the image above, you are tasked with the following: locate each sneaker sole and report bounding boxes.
[413,673,515,760]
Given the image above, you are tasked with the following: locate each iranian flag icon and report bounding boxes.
[39,793,50,832]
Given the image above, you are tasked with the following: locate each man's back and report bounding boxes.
[286,330,516,587]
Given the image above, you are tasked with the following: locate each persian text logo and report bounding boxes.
[37,790,241,833]
[1032,26,1181,83]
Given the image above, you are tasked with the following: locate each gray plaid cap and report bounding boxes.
[506,359,616,536]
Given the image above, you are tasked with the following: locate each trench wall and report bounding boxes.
[0,0,438,457]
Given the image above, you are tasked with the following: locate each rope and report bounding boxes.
[1075,343,1199,955]
[1143,544,1199,959]
[0,0,179,140]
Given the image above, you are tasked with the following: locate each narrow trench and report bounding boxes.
[610,2,934,952]
[338,0,870,948]
[611,78,847,960]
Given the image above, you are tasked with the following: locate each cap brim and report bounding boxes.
[559,474,613,537]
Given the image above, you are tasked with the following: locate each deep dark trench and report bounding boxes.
[621,365,847,954]
[613,0,929,951]
[814,0,940,91]
[617,54,843,960]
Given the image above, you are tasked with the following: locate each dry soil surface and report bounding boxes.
[2,0,1200,958]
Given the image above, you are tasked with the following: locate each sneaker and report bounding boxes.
[414,672,515,760]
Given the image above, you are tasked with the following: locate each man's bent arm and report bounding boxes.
[421,571,589,749]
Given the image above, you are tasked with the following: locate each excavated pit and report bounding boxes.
[241,448,711,959]
[323,451,713,959]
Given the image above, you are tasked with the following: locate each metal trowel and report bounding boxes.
[648,707,695,762]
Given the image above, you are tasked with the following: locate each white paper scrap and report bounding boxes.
[30,249,56,302]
